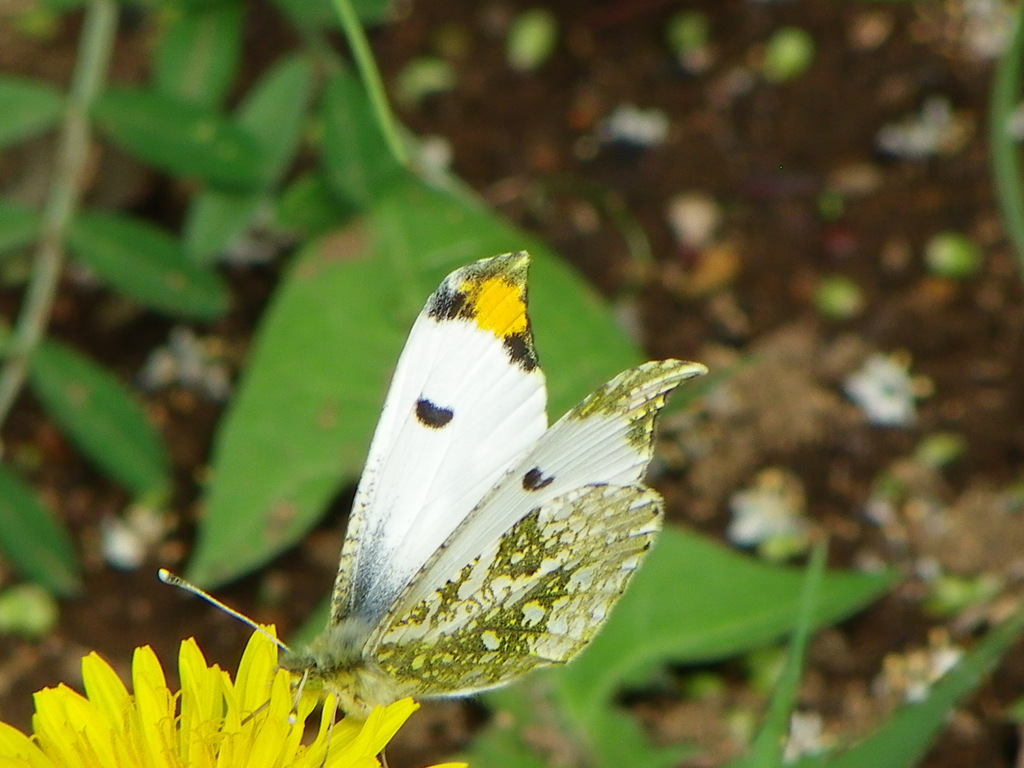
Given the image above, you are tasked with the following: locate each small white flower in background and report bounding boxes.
[1006,101,1024,141]
[863,492,897,527]
[599,104,670,148]
[961,0,1013,60]
[728,468,809,560]
[100,505,165,570]
[876,630,963,703]
[612,298,644,347]
[414,134,454,178]
[875,96,969,159]
[666,192,722,250]
[844,352,917,427]
[784,711,828,761]
[218,201,294,266]
[139,326,231,401]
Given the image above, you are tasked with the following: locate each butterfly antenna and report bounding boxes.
[158,569,292,655]
[240,699,271,726]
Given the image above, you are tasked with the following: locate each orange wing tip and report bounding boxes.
[465,271,529,337]
[427,252,539,371]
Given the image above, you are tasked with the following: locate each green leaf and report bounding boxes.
[92,88,263,190]
[66,210,229,320]
[0,463,80,595]
[790,607,1024,768]
[186,178,640,586]
[270,0,392,29]
[555,530,894,720]
[464,685,556,768]
[154,1,243,108]
[0,76,63,149]
[463,532,891,768]
[27,340,171,498]
[275,171,357,238]
[471,681,697,768]
[733,544,827,768]
[235,54,315,185]
[0,199,40,255]
[183,193,265,266]
[183,53,314,263]
[320,70,408,208]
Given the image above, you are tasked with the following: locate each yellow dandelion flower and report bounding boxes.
[0,629,467,768]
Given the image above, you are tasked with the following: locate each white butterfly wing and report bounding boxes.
[366,359,706,687]
[390,359,705,604]
[330,253,547,626]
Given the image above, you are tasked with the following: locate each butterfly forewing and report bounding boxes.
[331,254,548,627]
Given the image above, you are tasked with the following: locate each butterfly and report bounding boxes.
[280,252,707,716]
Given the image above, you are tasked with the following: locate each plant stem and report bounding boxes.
[990,1,1024,276]
[330,0,408,166]
[0,0,118,429]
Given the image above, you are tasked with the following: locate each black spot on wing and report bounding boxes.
[416,398,454,428]
[522,467,555,491]
[504,327,539,372]
[426,284,470,321]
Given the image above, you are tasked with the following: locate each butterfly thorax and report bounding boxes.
[280,616,407,719]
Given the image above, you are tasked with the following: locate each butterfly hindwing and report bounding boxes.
[330,253,548,627]
[370,483,663,696]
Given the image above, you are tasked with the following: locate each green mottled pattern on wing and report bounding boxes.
[372,484,661,696]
